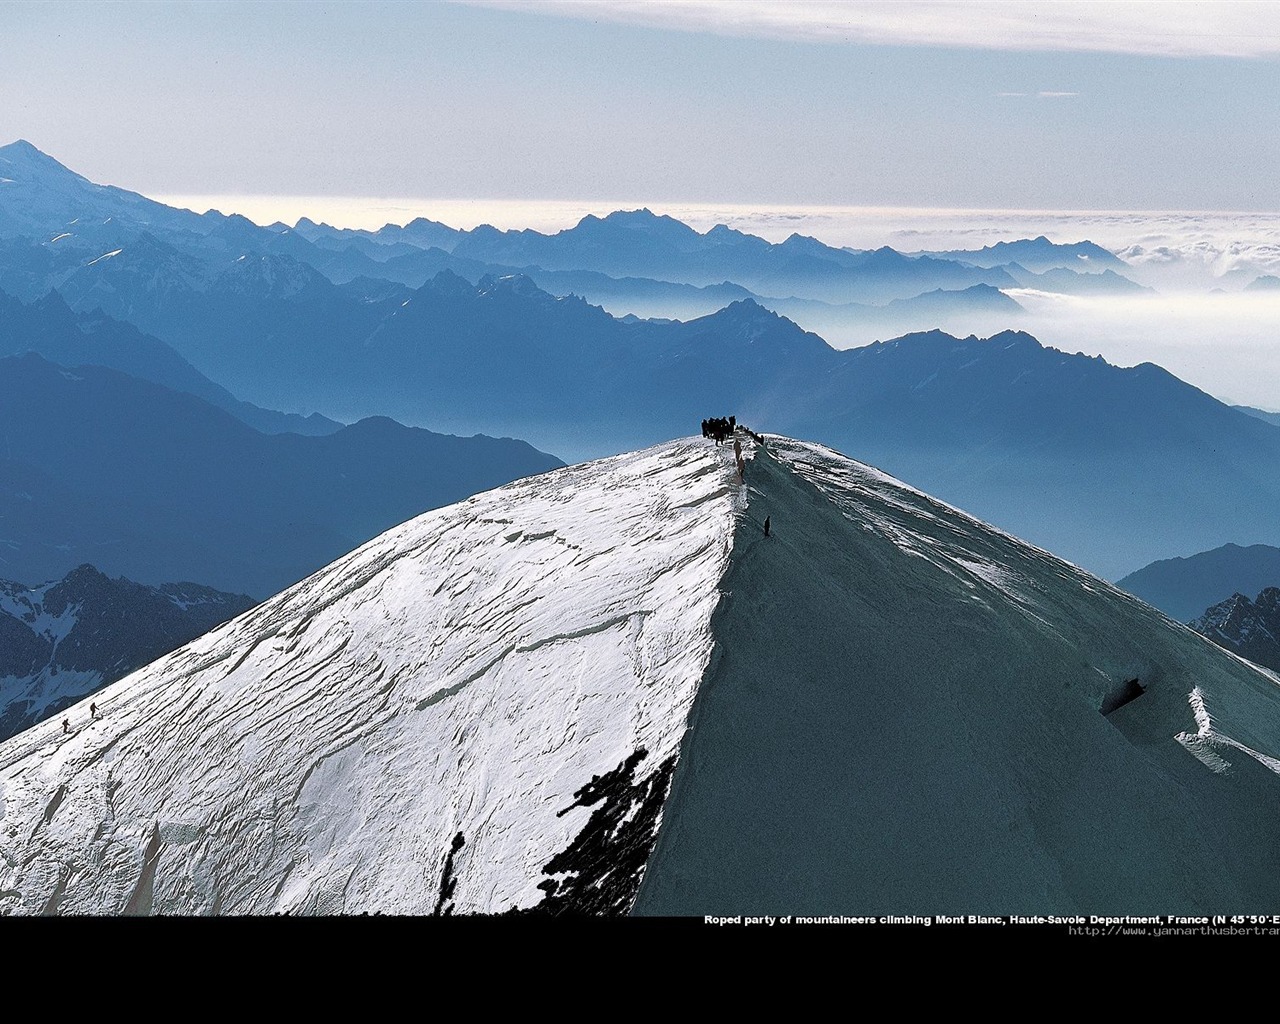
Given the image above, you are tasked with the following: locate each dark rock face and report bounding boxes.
[1191,588,1280,674]
[529,749,677,917]
[0,564,255,740]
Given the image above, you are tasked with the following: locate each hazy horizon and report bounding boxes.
[148,191,1280,242]
[5,0,1279,412]
[141,188,1280,413]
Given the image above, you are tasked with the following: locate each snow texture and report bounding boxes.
[4,433,1280,916]
[635,436,1280,915]
[0,439,740,915]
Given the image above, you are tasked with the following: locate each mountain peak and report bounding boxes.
[0,140,84,180]
[34,288,74,316]
[213,251,327,300]
[4,434,1280,915]
[572,208,701,245]
[704,223,757,245]
[1,139,43,157]
[719,297,777,320]
[411,269,478,303]
[0,144,212,240]
[62,563,110,585]
[985,329,1045,349]
[603,207,655,221]
[477,272,545,299]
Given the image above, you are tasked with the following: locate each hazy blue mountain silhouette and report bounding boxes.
[295,215,463,254]
[5,243,1270,579]
[0,142,1128,360]
[810,330,1280,579]
[0,287,340,434]
[0,142,1143,314]
[923,236,1128,273]
[1118,544,1280,622]
[448,210,1020,302]
[0,353,562,596]
[134,266,1272,580]
[1001,265,1150,294]
[270,275,1280,580]
[0,223,1029,386]
[485,269,1024,342]
[0,234,396,393]
[1235,405,1280,427]
[1245,275,1280,292]
[5,141,1275,581]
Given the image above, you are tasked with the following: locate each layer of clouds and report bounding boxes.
[1006,290,1280,411]
[160,195,1280,284]
[464,1,1280,59]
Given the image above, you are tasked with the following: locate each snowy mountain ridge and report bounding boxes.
[0,565,255,742]
[0,439,739,914]
[1191,588,1280,674]
[4,434,1280,916]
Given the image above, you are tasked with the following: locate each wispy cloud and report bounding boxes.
[463,1,1280,59]
[1038,91,1079,97]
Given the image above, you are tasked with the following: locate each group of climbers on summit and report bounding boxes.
[701,416,736,445]
[701,414,762,520]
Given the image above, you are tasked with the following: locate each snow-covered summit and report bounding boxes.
[3,434,1280,916]
[0,140,207,239]
[0,438,741,915]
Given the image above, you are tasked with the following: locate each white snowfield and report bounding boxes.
[5,433,1280,916]
[0,438,742,915]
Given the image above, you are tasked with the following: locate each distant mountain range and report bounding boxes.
[0,352,563,596]
[0,139,1151,384]
[0,564,254,741]
[919,237,1128,273]
[46,257,1264,581]
[1245,274,1280,292]
[0,287,341,434]
[1001,265,1150,295]
[0,140,1140,314]
[331,275,1280,580]
[1235,405,1280,427]
[0,226,1036,379]
[6,256,1274,580]
[1117,543,1280,622]
[3,138,1268,583]
[294,214,463,255]
[442,210,1024,304]
[1191,588,1280,674]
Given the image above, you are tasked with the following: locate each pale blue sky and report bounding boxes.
[1,0,1278,210]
